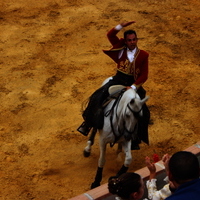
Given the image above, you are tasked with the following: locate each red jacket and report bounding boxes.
[103,28,149,88]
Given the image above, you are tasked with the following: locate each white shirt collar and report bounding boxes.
[127,47,137,53]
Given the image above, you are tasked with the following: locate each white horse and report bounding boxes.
[83,80,149,189]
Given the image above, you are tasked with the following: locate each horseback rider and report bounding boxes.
[77,21,150,149]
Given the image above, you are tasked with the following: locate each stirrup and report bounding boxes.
[77,122,91,136]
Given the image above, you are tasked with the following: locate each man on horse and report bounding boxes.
[77,21,150,149]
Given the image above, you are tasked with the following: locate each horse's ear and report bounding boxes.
[130,99,135,104]
[141,96,150,104]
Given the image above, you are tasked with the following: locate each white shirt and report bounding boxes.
[118,48,137,62]
[127,48,137,62]
[146,179,172,200]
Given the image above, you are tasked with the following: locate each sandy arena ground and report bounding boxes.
[0,0,200,199]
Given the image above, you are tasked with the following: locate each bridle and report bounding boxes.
[127,101,143,119]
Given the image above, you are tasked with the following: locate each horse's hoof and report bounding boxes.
[91,182,100,189]
[83,150,90,157]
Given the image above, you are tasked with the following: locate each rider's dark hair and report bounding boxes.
[168,151,200,184]
[124,30,137,39]
[108,172,141,199]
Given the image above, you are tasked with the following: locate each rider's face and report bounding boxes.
[125,33,138,50]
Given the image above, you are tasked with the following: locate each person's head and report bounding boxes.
[168,151,200,185]
[108,172,144,200]
[124,30,138,50]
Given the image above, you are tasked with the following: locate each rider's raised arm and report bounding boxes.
[106,25,122,46]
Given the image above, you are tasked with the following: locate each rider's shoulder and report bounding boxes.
[138,49,149,57]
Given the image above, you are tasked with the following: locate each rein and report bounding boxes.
[127,103,143,119]
[122,103,142,137]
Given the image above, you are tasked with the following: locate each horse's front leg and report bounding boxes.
[83,128,97,157]
[116,140,132,177]
[91,137,107,189]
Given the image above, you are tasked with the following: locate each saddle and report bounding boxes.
[102,85,127,108]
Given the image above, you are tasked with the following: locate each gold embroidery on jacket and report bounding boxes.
[117,48,141,77]
[118,59,132,75]
[132,49,140,80]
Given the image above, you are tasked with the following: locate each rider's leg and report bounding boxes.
[138,103,150,145]
[77,84,109,135]
[132,86,150,146]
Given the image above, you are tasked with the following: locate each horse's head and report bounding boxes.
[120,89,149,140]
[128,94,149,118]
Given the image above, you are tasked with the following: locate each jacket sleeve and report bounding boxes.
[103,28,125,63]
[107,28,125,48]
[146,179,171,200]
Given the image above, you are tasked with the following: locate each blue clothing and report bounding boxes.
[165,178,200,200]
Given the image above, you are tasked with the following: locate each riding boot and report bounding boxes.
[130,123,141,150]
[77,121,91,136]
[138,103,150,145]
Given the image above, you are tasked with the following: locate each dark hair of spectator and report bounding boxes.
[108,172,141,199]
[168,151,200,184]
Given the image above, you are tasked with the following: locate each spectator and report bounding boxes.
[108,172,146,200]
[165,151,200,200]
[145,154,175,200]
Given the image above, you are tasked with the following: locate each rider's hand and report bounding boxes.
[121,21,136,27]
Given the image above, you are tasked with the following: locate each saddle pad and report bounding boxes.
[108,85,126,95]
